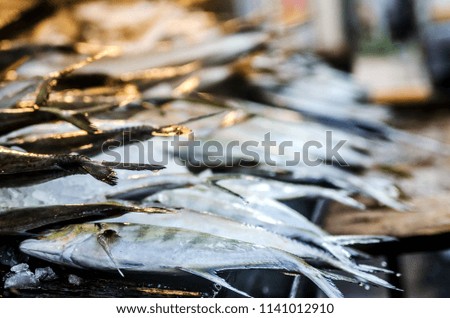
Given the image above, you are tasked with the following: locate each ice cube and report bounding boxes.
[4,263,39,289]
[35,267,58,281]
[10,263,29,273]
[68,274,82,286]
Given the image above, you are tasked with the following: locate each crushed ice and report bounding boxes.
[68,274,82,286]
[3,263,58,289]
[4,263,39,289]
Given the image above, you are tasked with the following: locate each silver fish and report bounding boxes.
[213,174,365,209]
[103,209,396,291]
[146,187,394,271]
[20,223,344,297]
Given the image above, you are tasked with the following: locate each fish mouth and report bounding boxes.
[20,239,62,262]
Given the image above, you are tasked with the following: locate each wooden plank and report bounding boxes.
[354,50,434,105]
[324,194,450,238]
[430,5,450,23]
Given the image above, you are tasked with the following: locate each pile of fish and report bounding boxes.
[0,1,446,297]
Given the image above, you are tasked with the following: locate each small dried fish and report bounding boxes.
[0,48,117,136]
[0,106,97,137]
[4,124,190,156]
[0,146,164,187]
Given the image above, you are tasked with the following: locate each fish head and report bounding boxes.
[20,224,98,266]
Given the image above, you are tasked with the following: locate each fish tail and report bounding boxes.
[329,190,366,210]
[179,267,251,297]
[285,239,398,291]
[78,159,118,186]
[285,256,344,298]
[345,175,410,211]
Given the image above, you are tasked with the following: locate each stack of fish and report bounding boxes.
[0,0,444,297]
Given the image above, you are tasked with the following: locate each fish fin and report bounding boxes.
[33,49,113,124]
[101,161,165,172]
[339,246,371,259]
[35,77,57,107]
[205,175,253,203]
[319,252,399,290]
[320,270,360,284]
[326,235,396,246]
[178,268,251,298]
[119,261,145,268]
[331,191,366,210]
[286,257,344,298]
[175,110,226,126]
[358,264,395,274]
[380,198,411,212]
[123,204,176,214]
[91,201,174,214]
[35,49,114,106]
[208,181,248,204]
[346,176,411,211]
[78,160,118,186]
[38,107,98,133]
[97,229,124,277]
[152,125,191,137]
[64,112,98,133]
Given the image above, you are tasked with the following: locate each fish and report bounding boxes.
[239,51,387,122]
[20,222,348,297]
[0,202,169,235]
[36,84,139,112]
[3,124,190,156]
[0,146,164,187]
[146,186,394,267]
[0,106,97,137]
[174,142,408,211]
[81,32,269,75]
[210,174,365,209]
[29,63,200,112]
[105,172,364,209]
[106,173,200,201]
[103,209,396,290]
[134,91,375,168]
[263,163,409,211]
[0,48,122,137]
[3,111,222,156]
[255,79,450,154]
[0,45,77,72]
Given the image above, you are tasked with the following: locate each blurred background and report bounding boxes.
[3,0,450,102]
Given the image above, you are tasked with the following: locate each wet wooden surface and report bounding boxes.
[325,195,450,238]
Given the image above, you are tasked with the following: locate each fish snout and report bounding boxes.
[20,239,63,262]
